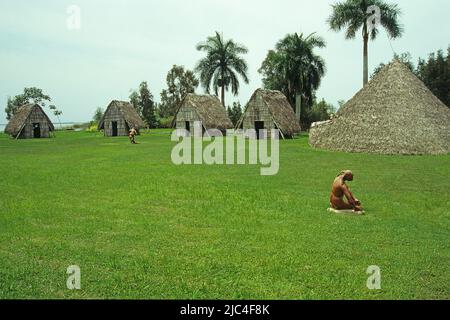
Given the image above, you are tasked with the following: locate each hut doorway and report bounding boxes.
[111,121,118,136]
[33,123,41,138]
[185,121,190,133]
[255,121,264,139]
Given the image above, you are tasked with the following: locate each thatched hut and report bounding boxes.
[236,89,301,139]
[98,100,145,136]
[4,103,54,139]
[173,94,232,135]
[309,60,450,155]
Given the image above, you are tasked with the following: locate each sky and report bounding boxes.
[0,0,449,124]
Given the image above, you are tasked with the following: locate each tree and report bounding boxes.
[416,49,450,107]
[308,99,335,124]
[49,105,63,129]
[159,65,199,118]
[328,0,403,86]
[195,32,249,107]
[92,107,104,122]
[129,90,141,116]
[140,82,157,128]
[258,32,326,128]
[227,102,242,126]
[129,82,157,128]
[5,87,52,120]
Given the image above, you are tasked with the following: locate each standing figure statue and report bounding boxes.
[330,170,363,212]
[129,127,138,144]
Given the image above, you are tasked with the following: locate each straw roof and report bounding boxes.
[237,89,301,137]
[173,94,232,130]
[4,103,54,137]
[309,60,450,155]
[98,100,145,130]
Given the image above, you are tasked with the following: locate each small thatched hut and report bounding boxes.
[98,100,145,136]
[309,60,450,155]
[5,103,54,139]
[173,94,232,135]
[236,89,301,139]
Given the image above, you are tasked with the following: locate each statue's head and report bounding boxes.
[338,170,354,181]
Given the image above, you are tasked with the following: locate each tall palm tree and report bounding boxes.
[328,0,403,86]
[195,32,249,107]
[275,32,326,110]
[259,32,326,127]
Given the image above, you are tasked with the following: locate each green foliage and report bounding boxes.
[195,32,249,106]
[258,32,326,129]
[227,101,242,126]
[5,87,52,120]
[159,65,199,118]
[0,131,448,299]
[129,82,157,128]
[308,99,336,124]
[416,48,450,107]
[92,107,104,123]
[158,116,174,129]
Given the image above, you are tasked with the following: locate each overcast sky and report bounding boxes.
[1,0,449,124]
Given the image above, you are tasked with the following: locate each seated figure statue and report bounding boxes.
[330,170,363,212]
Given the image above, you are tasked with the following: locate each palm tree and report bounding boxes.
[276,32,326,110]
[195,32,249,107]
[328,0,403,86]
[259,32,326,127]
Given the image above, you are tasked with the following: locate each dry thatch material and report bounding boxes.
[310,60,450,155]
[98,100,145,131]
[236,89,301,138]
[173,94,232,131]
[5,103,54,138]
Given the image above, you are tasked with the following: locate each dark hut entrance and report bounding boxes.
[255,121,264,139]
[33,123,41,138]
[185,121,190,133]
[111,121,118,136]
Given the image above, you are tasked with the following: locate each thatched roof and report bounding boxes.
[309,60,450,155]
[237,89,301,137]
[4,103,54,137]
[173,94,233,130]
[98,100,145,130]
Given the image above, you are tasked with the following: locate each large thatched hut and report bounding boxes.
[309,60,450,155]
[5,103,54,139]
[173,94,232,135]
[236,89,301,139]
[98,100,145,136]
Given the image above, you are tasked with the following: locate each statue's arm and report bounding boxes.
[342,184,356,205]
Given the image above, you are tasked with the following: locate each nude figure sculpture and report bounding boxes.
[330,170,363,212]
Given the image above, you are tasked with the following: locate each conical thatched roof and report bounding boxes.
[309,60,450,155]
[172,94,232,130]
[237,89,301,137]
[5,103,54,137]
[98,100,145,130]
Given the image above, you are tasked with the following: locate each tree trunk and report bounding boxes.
[363,29,369,86]
[221,85,225,107]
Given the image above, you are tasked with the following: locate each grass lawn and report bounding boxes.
[0,130,448,299]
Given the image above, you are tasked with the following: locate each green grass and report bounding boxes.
[0,130,448,299]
